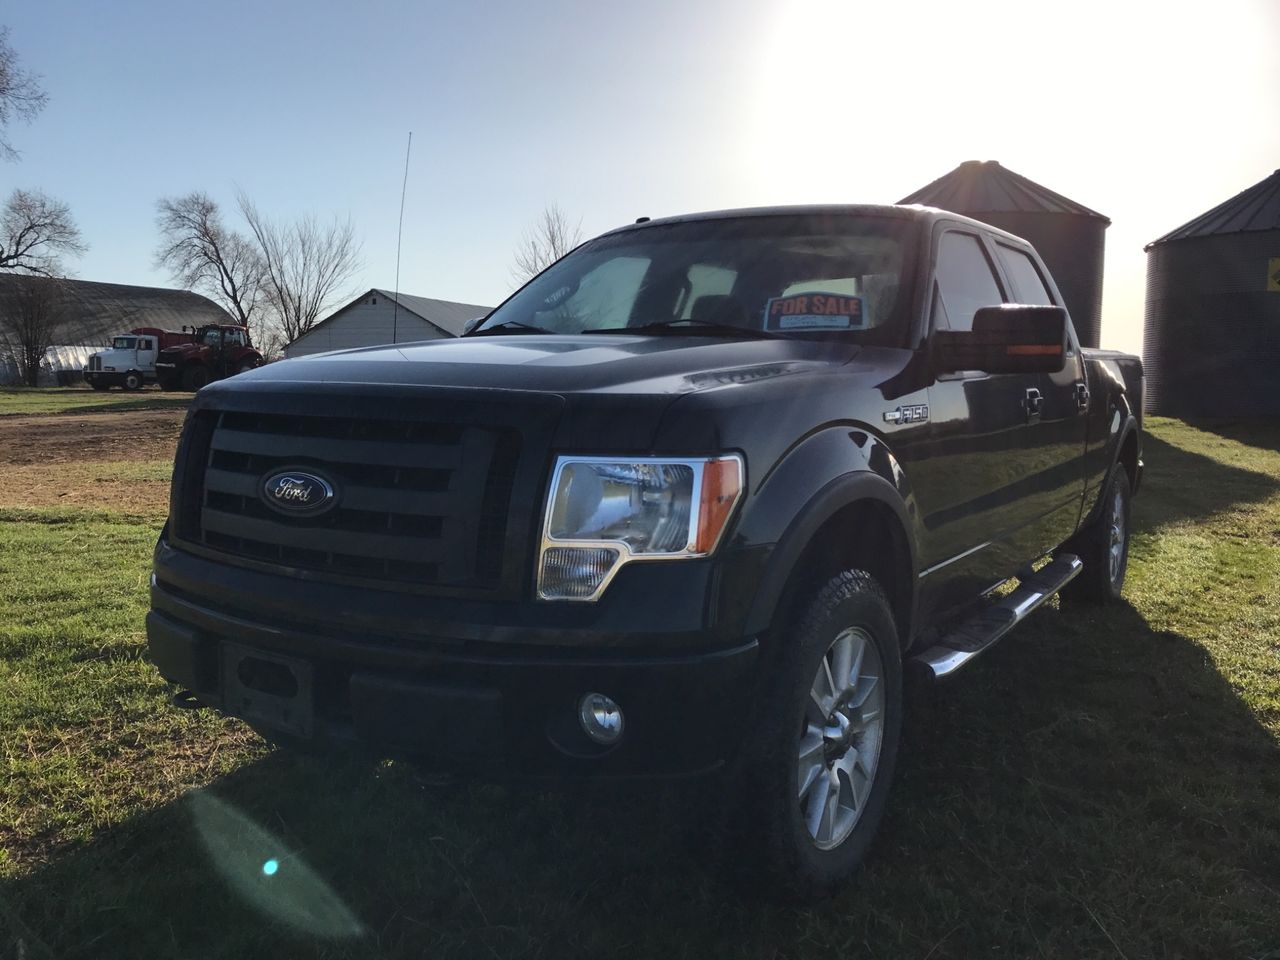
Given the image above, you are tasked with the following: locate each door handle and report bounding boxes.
[1023,387,1043,424]
[1075,382,1090,411]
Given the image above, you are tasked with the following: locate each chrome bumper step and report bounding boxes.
[912,554,1082,680]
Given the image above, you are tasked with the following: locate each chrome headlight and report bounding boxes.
[537,455,744,601]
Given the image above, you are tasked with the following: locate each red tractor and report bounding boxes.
[154,324,263,391]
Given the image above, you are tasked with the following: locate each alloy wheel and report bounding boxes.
[1108,485,1126,586]
[797,626,886,850]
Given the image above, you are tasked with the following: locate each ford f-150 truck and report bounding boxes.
[147,205,1142,895]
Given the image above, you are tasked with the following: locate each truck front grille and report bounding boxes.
[173,409,520,590]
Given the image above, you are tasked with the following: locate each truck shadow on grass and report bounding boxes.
[1185,417,1280,454]
[1133,430,1280,532]
[4,603,1279,959]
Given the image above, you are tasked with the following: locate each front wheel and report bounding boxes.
[741,570,902,898]
[122,371,143,391]
[181,366,211,391]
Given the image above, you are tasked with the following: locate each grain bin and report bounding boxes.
[1143,168,1280,417]
[900,161,1110,347]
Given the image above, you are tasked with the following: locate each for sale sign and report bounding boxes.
[764,292,865,331]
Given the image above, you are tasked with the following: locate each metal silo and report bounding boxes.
[1143,168,1280,417]
[900,161,1110,348]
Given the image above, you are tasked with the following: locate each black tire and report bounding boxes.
[122,371,143,391]
[158,377,179,392]
[181,366,211,391]
[740,570,903,899]
[1062,464,1132,604]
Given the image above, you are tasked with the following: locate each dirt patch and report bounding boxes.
[0,409,186,514]
[0,410,186,466]
[0,462,173,514]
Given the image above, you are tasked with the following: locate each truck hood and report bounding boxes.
[240,334,858,396]
[89,349,137,366]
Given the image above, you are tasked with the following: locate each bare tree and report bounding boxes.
[0,188,85,275]
[0,28,48,161]
[511,203,583,284]
[0,273,65,385]
[238,193,363,345]
[155,192,265,327]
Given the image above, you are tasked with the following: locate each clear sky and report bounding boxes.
[5,0,1278,355]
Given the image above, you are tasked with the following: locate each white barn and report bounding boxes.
[284,289,492,358]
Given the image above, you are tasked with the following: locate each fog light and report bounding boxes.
[538,546,621,600]
[578,692,624,745]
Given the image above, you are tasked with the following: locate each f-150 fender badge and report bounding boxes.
[884,404,929,424]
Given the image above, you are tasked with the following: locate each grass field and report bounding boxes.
[1,403,1278,959]
[0,385,194,417]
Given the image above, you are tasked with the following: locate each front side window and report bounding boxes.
[475,215,916,345]
[934,232,1005,332]
[224,328,247,347]
[202,329,222,346]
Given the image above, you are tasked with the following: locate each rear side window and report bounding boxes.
[934,232,1004,332]
[996,244,1054,305]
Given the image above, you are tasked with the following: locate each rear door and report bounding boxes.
[991,242,1090,554]
[916,227,1042,615]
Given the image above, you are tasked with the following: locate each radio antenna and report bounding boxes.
[392,130,412,344]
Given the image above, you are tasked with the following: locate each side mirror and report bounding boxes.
[462,316,486,335]
[934,304,1067,375]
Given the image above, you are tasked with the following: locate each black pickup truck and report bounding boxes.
[147,204,1143,894]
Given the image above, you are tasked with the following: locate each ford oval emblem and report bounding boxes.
[260,469,337,517]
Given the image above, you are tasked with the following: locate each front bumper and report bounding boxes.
[84,370,125,386]
[148,557,758,778]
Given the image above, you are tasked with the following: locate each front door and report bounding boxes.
[916,228,1043,618]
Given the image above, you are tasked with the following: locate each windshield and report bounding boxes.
[111,336,136,349]
[474,214,916,345]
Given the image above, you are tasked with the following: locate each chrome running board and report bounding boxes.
[912,554,1082,680]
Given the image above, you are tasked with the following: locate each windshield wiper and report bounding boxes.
[587,318,782,339]
[467,320,554,336]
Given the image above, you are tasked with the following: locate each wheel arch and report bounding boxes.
[744,473,918,652]
[1085,413,1142,528]
[1117,423,1140,494]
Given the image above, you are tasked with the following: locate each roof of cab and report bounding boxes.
[599,203,1033,245]
[604,203,1003,236]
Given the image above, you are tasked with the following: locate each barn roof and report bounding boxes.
[294,288,493,346]
[1146,168,1280,248]
[0,274,231,343]
[899,160,1110,223]
[373,289,492,337]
